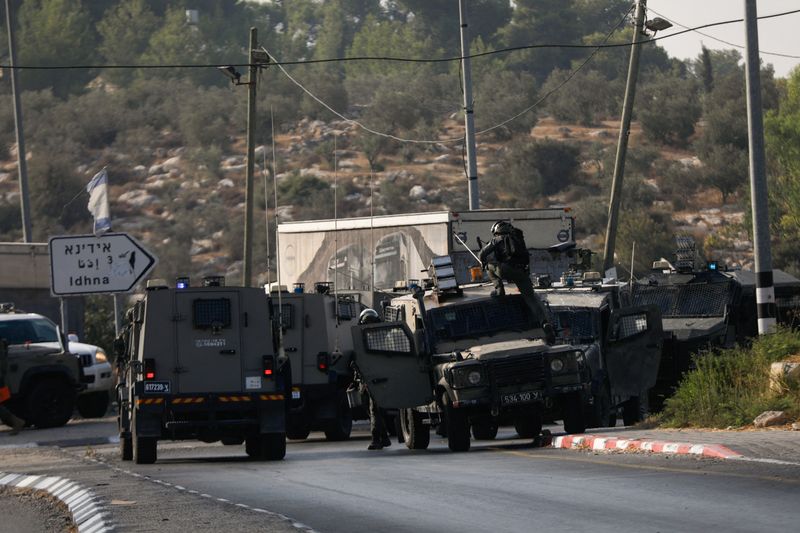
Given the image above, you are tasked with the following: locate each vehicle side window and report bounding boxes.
[363,326,412,354]
[612,313,648,341]
[274,303,294,329]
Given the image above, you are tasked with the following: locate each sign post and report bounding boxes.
[49,233,157,296]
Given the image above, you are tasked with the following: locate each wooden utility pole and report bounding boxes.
[243,27,258,287]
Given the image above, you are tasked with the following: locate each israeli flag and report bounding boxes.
[87,168,112,236]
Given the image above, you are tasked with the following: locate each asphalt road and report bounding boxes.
[87,425,800,533]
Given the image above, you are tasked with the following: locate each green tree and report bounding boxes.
[638,75,701,147]
[97,0,158,85]
[16,0,97,98]
[541,69,619,125]
[494,138,581,205]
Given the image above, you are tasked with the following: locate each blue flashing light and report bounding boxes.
[176,277,190,289]
[707,261,718,271]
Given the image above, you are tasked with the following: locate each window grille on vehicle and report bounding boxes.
[429,295,532,341]
[383,305,404,322]
[274,303,294,329]
[364,327,412,353]
[617,313,648,340]
[193,298,232,329]
[630,281,734,318]
[551,310,596,341]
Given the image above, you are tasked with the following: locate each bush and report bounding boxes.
[661,328,800,428]
[494,138,581,204]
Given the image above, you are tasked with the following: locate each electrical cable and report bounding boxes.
[1,9,797,71]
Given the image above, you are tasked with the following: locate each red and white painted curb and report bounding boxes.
[548,434,743,459]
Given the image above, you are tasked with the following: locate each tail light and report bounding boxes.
[144,358,156,380]
[317,352,329,372]
[263,355,275,378]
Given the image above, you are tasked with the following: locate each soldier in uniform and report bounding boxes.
[479,221,556,344]
[358,308,392,450]
[0,340,25,435]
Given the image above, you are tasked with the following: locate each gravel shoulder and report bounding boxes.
[0,485,74,533]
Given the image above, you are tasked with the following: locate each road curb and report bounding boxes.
[547,434,744,459]
[0,472,114,532]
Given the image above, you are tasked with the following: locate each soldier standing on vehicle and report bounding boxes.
[0,340,25,435]
[479,221,556,344]
[358,308,392,450]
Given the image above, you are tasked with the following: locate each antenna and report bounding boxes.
[370,166,375,294]
[263,129,271,284]
[271,108,284,340]
[333,135,340,352]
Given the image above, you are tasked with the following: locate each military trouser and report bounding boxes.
[486,262,549,326]
[0,404,24,433]
[368,393,389,446]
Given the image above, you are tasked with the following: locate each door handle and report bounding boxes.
[220,349,236,355]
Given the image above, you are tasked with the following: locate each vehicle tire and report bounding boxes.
[471,417,498,440]
[444,396,470,452]
[77,391,110,418]
[562,392,586,434]
[133,435,157,464]
[400,408,430,450]
[25,377,76,429]
[587,382,611,429]
[324,393,353,441]
[261,433,287,461]
[514,408,543,439]
[120,434,133,461]
[286,416,311,440]
[622,396,641,426]
[245,435,261,459]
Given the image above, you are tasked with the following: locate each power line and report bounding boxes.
[0,9,797,71]
[647,7,800,60]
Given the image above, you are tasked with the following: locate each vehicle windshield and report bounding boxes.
[428,294,536,343]
[551,309,596,342]
[0,318,60,345]
[630,281,734,318]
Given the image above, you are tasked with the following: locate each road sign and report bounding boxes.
[49,233,157,296]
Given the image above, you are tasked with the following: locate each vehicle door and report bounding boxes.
[351,322,433,409]
[275,295,303,387]
[604,304,663,398]
[176,291,242,393]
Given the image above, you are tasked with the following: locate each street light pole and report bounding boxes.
[458,0,479,210]
[743,0,776,334]
[5,0,32,242]
[602,0,647,274]
[243,27,258,287]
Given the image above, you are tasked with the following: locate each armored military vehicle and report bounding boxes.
[538,274,663,427]
[0,304,83,428]
[272,283,388,441]
[116,278,287,464]
[351,256,592,452]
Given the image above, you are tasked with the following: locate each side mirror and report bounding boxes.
[68,333,80,343]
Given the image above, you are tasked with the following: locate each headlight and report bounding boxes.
[95,349,108,364]
[450,365,485,388]
[550,358,564,373]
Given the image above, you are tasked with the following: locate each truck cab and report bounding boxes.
[116,278,287,464]
[351,256,590,452]
[538,274,663,427]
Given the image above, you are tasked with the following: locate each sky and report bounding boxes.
[648,0,800,78]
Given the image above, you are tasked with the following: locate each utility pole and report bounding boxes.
[243,27,258,287]
[602,0,647,274]
[5,0,32,242]
[458,0,479,210]
[743,0,776,334]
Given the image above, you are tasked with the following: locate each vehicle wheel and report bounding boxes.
[221,436,245,445]
[622,396,641,426]
[514,408,543,439]
[562,392,586,434]
[25,377,76,429]
[286,416,311,440]
[444,396,470,452]
[120,434,133,461]
[245,435,261,459]
[400,408,430,450]
[324,393,353,441]
[77,391,110,418]
[587,381,611,429]
[261,433,286,461]
[133,435,157,464]
[471,416,498,440]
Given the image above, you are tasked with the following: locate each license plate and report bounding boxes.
[144,381,171,394]
[500,390,542,406]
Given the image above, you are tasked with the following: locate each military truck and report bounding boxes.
[538,275,663,427]
[115,278,287,464]
[0,304,83,428]
[350,256,591,452]
[272,284,383,441]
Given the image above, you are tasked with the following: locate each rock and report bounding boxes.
[162,155,182,170]
[792,422,800,431]
[131,165,147,178]
[148,164,164,176]
[218,178,235,188]
[118,189,159,207]
[409,185,427,200]
[753,410,788,428]
[589,130,610,138]
[769,361,800,393]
